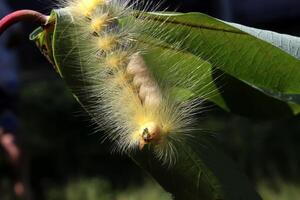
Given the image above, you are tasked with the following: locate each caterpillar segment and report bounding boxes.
[74,0,108,17]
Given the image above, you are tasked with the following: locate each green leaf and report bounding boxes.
[131,134,261,200]
[132,12,300,117]
[30,9,263,200]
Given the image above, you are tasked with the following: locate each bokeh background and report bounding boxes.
[1,0,300,199]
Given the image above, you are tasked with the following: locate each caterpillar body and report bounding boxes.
[56,0,214,165]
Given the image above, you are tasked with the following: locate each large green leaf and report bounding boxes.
[29,8,265,200]
[132,12,300,117]
[138,12,300,95]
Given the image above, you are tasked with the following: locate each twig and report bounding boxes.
[0,10,48,36]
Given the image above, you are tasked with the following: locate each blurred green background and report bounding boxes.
[1,0,300,199]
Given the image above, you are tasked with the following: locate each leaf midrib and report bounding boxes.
[137,13,246,35]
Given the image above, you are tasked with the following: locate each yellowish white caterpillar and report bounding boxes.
[56,0,215,165]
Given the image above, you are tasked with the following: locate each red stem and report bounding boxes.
[0,10,48,36]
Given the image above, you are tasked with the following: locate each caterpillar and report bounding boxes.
[54,0,214,165]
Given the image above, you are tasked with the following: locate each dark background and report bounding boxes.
[1,0,300,199]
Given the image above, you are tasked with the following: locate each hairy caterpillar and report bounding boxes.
[54,0,215,165]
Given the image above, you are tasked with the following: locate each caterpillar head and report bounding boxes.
[137,121,162,150]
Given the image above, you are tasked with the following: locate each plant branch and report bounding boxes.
[0,10,48,36]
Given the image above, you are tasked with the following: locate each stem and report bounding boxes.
[0,10,48,36]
